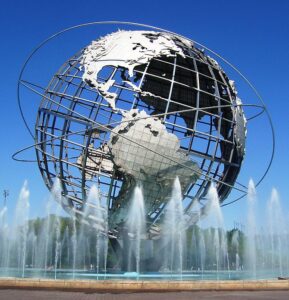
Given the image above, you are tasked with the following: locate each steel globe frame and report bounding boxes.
[13,22,275,236]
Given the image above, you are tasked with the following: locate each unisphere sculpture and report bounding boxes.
[32,30,247,237]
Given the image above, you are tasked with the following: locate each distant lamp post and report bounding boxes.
[3,190,9,207]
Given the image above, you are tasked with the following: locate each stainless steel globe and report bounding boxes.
[34,30,246,237]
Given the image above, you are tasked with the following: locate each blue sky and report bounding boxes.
[0,0,289,228]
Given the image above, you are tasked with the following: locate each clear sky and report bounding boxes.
[1,0,289,228]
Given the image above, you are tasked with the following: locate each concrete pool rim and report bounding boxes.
[1,278,289,292]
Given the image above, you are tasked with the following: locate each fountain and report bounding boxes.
[231,230,240,270]
[200,184,228,279]
[245,179,257,279]
[267,188,285,276]
[71,214,77,279]
[162,177,186,275]
[199,231,206,278]
[53,207,61,280]
[126,185,146,275]
[1,178,289,281]
[2,181,30,277]
[0,206,8,269]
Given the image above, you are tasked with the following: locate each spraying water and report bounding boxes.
[245,179,257,279]
[54,209,61,279]
[267,188,285,276]
[199,230,206,278]
[77,185,109,276]
[14,181,30,278]
[231,230,240,270]
[3,179,289,280]
[51,179,63,279]
[0,206,8,269]
[201,183,228,279]
[126,185,146,275]
[162,177,185,275]
[72,216,77,279]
